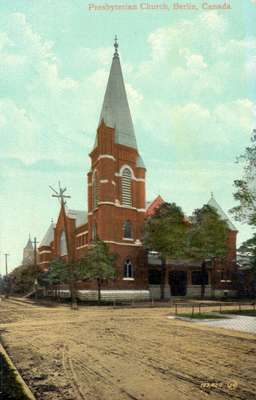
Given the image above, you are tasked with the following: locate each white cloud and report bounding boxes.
[185,54,208,71]
[126,83,143,105]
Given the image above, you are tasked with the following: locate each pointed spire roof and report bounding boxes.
[208,194,237,231]
[97,37,137,150]
[25,234,33,249]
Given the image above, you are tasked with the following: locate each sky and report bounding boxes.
[0,0,256,271]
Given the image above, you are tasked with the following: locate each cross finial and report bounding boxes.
[114,35,119,57]
[211,191,214,198]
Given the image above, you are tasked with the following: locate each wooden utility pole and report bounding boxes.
[33,237,39,300]
[49,182,77,309]
[4,253,9,299]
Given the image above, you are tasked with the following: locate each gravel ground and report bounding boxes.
[0,298,255,400]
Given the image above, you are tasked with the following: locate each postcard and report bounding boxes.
[0,1,255,399]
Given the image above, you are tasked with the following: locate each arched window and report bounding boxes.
[92,171,99,209]
[123,220,132,239]
[121,167,132,207]
[123,259,133,278]
[60,230,67,256]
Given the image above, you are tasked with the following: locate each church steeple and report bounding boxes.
[98,37,137,150]
[25,234,33,249]
[22,234,34,265]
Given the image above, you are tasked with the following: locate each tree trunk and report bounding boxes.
[97,278,101,304]
[201,260,206,299]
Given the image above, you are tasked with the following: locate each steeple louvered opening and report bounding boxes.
[121,168,132,207]
[92,171,99,209]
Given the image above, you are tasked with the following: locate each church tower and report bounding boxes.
[87,38,147,288]
[22,235,34,265]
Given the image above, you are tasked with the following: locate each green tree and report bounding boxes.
[48,258,79,307]
[188,205,229,298]
[230,129,256,226]
[143,202,189,299]
[237,234,256,296]
[79,239,116,303]
[9,264,37,295]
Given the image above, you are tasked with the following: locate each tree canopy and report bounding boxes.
[187,205,229,261]
[230,129,256,226]
[79,239,116,280]
[9,264,37,294]
[238,234,256,275]
[143,202,189,261]
[79,239,116,302]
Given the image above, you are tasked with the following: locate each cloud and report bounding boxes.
[185,54,208,71]
[169,99,254,149]
[123,11,256,162]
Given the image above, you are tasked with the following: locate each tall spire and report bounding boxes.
[25,234,33,249]
[114,35,119,58]
[97,37,138,150]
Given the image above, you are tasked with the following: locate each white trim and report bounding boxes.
[39,261,49,264]
[134,178,145,182]
[100,179,109,184]
[76,244,88,250]
[98,201,115,206]
[119,164,134,178]
[115,172,145,183]
[39,250,51,254]
[104,240,142,247]
[98,201,136,209]
[88,212,93,216]
[112,180,116,186]
[98,155,116,162]
[123,238,134,241]
[76,231,88,238]
[97,201,145,213]
[123,277,135,281]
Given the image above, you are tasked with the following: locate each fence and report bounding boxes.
[173,301,256,316]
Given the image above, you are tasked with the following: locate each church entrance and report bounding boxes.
[169,271,187,296]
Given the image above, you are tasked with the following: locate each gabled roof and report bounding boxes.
[146,195,165,217]
[97,41,137,150]
[39,222,55,247]
[67,209,88,228]
[208,195,237,231]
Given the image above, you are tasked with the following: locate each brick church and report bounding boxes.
[37,39,238,300]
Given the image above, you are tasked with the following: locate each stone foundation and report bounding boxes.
[47,289,150,301]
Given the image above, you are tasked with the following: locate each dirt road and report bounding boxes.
[0,299,255,400]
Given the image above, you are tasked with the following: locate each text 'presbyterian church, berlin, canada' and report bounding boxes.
[31,39,238,301]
